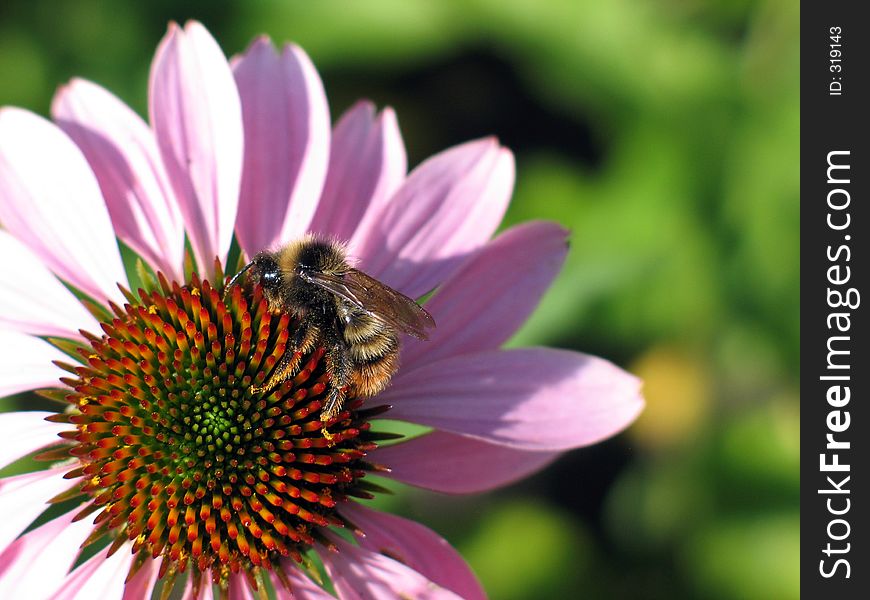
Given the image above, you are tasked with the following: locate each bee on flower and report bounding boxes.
[0,21,643,600]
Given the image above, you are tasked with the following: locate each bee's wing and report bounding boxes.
[302,269,436,339]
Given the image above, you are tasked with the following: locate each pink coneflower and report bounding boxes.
[0,21,643,600]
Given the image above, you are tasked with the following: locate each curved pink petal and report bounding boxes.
[402,221,568,367]
[340,503,485,600]
[0,509,94,599]
[369,430,560,494]
[355,138,514,299]
[0,411,66,470]
[52,78,185,280]
[321,539,462,600]
[384,348,644,451]
[0,230,99,339]
[237,570,331,600]
[225,574,253,600]
[0,466,70,551]
[122,556,158,600]
[233,38,330,256]
[49,543,133,600]
[180,573,215,600]
[150,21,243,277]
[0,108,128,304]
[310,101,406,245]
[0,330,67,398]
[273,567,334,600]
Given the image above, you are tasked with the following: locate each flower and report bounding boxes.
[0,20,643,600]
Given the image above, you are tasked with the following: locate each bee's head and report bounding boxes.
[248,252,284,299]
[222,252,287,309]
[223,236,349,311]
[247,242,339,310]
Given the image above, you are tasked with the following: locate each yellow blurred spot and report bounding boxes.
[629,345,711,449]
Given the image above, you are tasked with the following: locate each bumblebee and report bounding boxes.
[225,235,435,423]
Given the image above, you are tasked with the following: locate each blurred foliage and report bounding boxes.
[0,0,798,598]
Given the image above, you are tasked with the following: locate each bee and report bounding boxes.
[225,235,435,424]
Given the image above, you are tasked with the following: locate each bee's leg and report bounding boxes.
[320,343,352,424]
[250,350,300,395]
[251,323,319,394]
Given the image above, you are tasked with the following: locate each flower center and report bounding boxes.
[45,273,388,593]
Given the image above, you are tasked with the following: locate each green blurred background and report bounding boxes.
[0,0,799,598]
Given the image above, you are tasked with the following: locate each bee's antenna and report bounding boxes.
[223,261,255,301]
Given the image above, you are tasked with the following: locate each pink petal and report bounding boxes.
[276,567,334,599]
[150,21,243,277]
[122,556,159,600]
[0,230,99,339]
[0,108,128,304]
[48,543,133,600]
[229,570,328,600]
[0,466,70,551]
[180,573,215,600]
[0,411,66,470]
[340,503,485,600]
[384,348,644,450]
[52,78,185,280]
[354,138,514,299]
[369,430,560,494]
[225,574,252,600]
[310,101,406,245]
[322,539,463,600]
[0,509,94,599]
[402,221,568,366]
[0,330,67,398]
[233,38,330,256]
